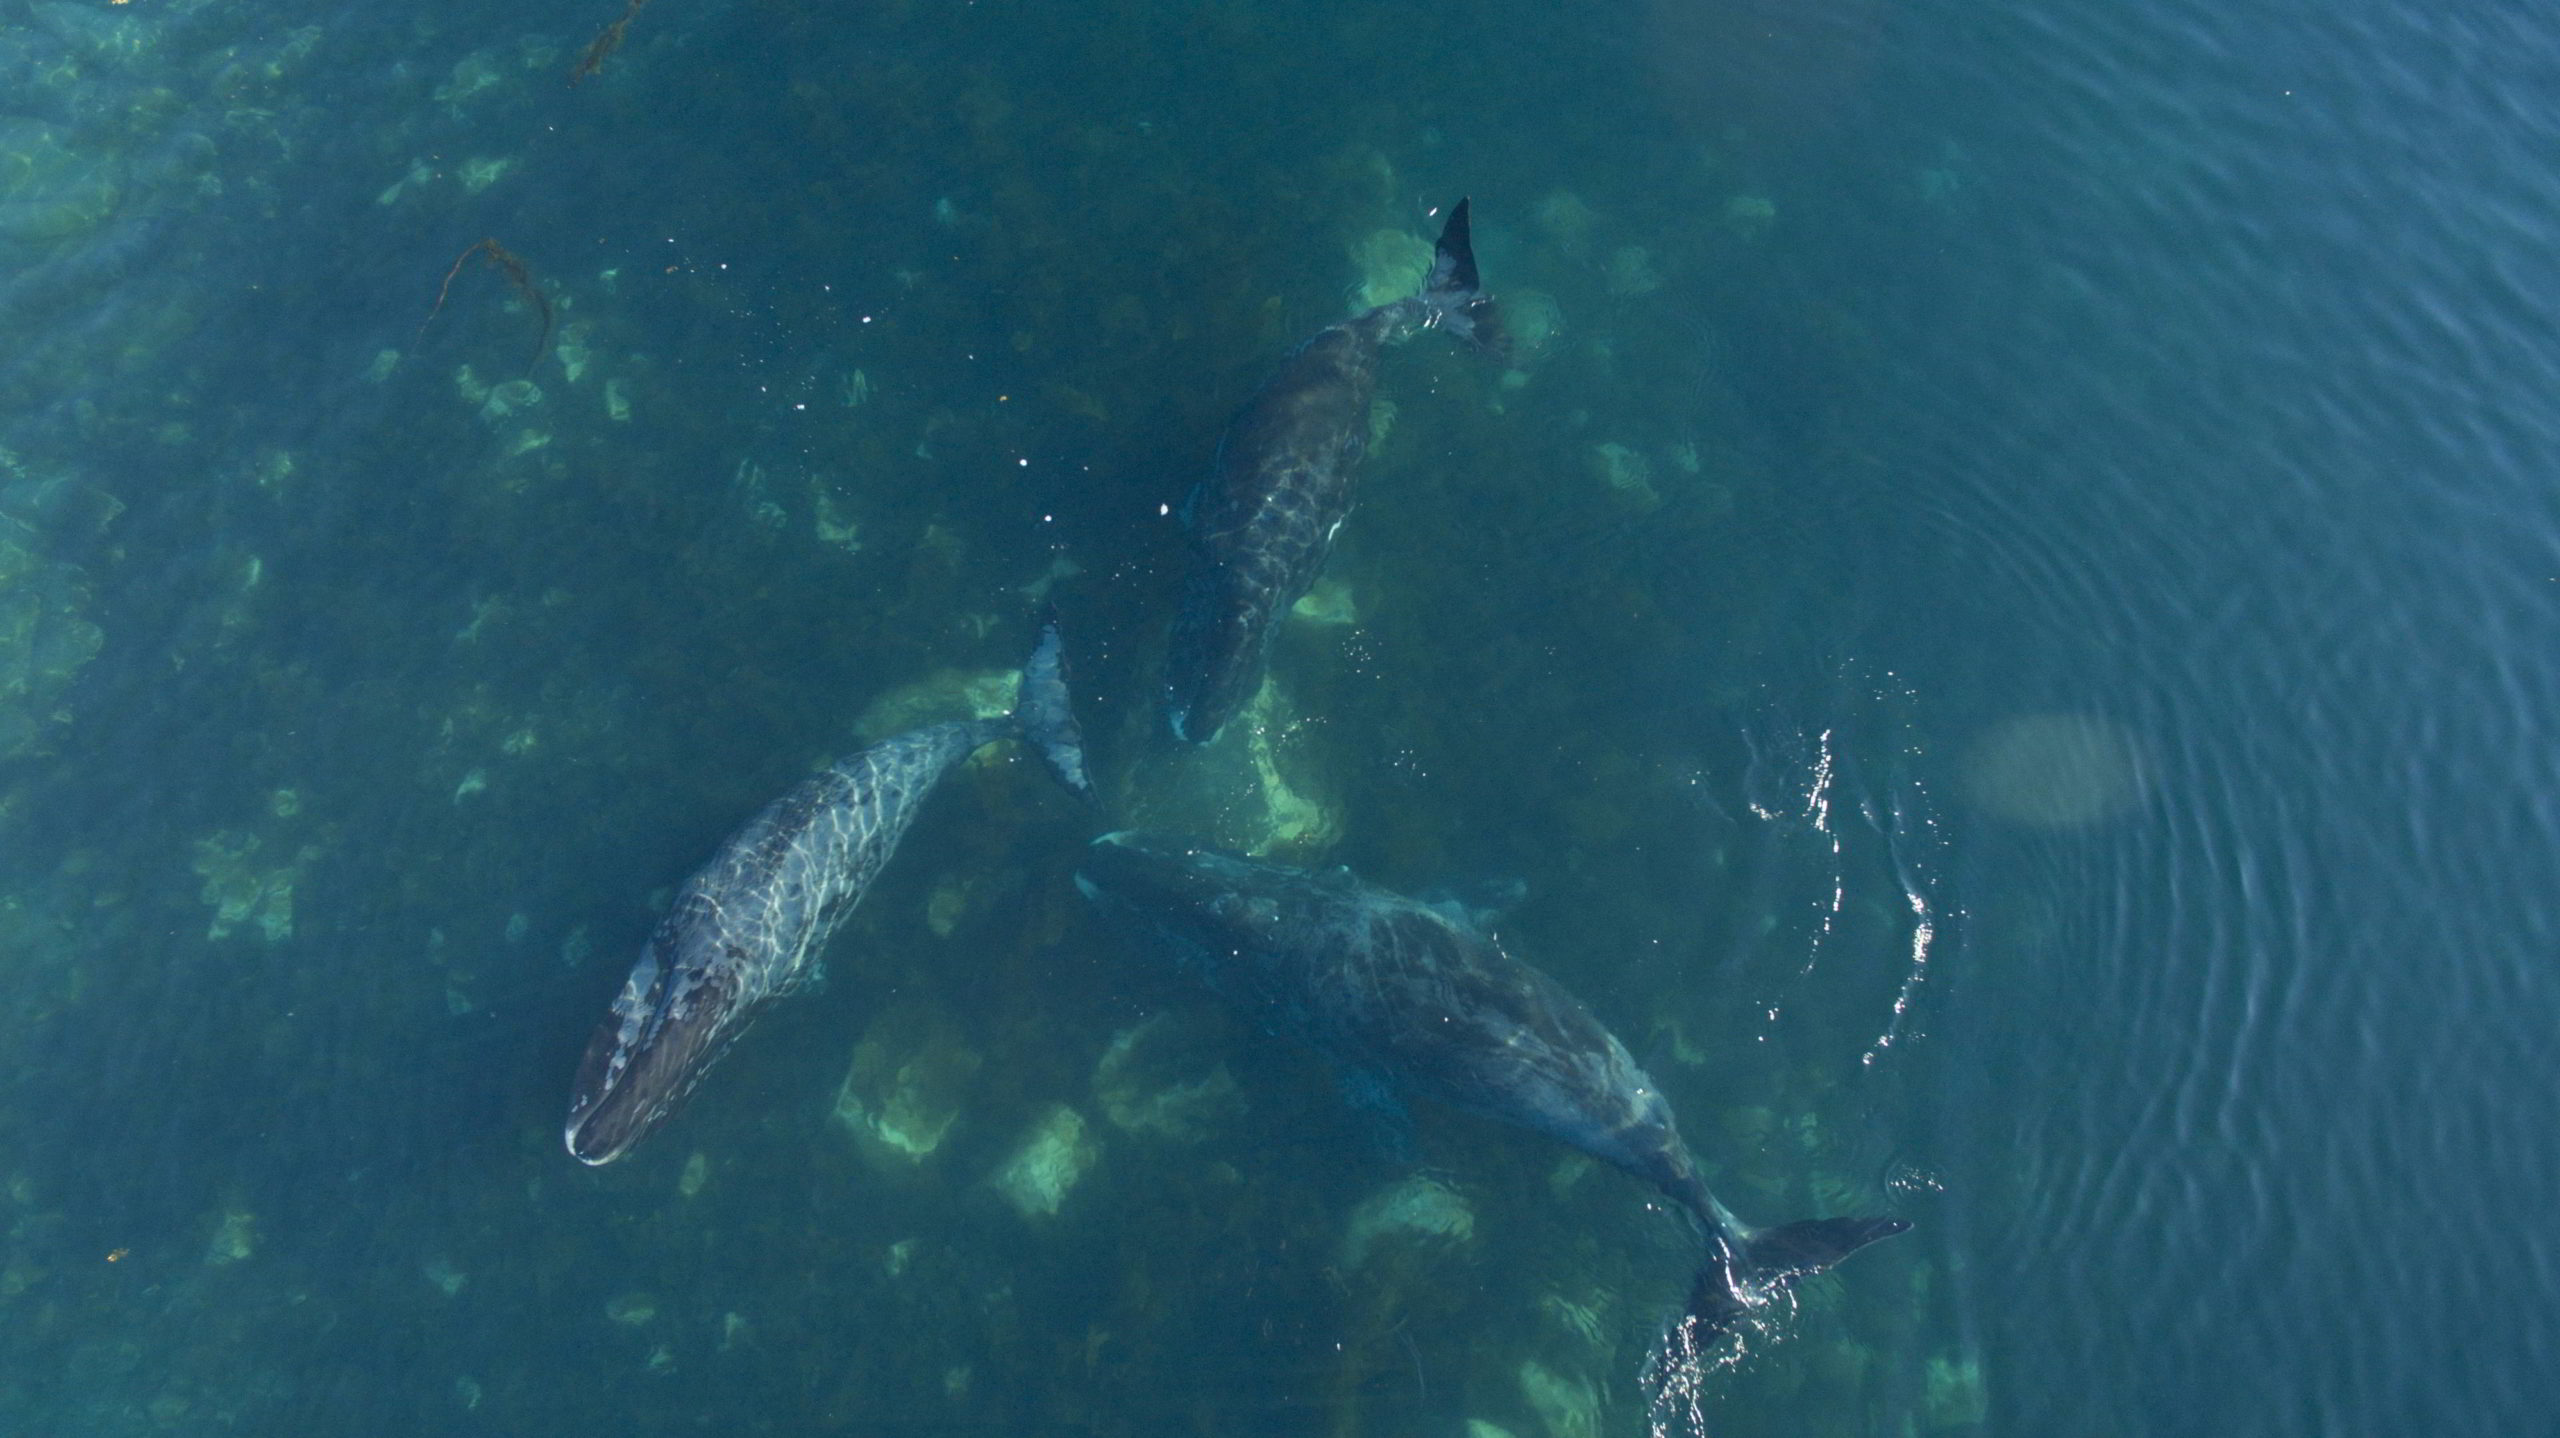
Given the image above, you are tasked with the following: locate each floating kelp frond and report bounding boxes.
[419,237,554,375]
[569,0,650,87]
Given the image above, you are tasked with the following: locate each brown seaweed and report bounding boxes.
[569,0,650,87]
[419,237,554,374]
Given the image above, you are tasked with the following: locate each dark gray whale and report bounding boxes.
[1162,199,1499,745]
[563,623,1091,1166]
[1074,832,1905,1349]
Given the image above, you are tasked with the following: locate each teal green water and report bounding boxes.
[3,0,2554,1432]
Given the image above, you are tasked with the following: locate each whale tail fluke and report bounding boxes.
[1673,1215,1911,1351]
[1645,1214,1908,1427]
[1016,615,1096,804]
[1742,1215,1910,1288]
[1421,197,1506,355]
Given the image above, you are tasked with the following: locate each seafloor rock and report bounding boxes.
[1923,1352,1990,1428]
[1517,1358,1600,1438]
[852,666,1016,743]
[1241,682,1339,854]
[1126,677,1341,859]
[990,1104,1098,1218]
[423,1256,467,1296]
[1590,441,1660,509]
[1499,288,1565,364]
[457,156,513,194]
[204,1210,255,1265]
[834,1004,983,1169]
[1537,1286,1614,1352]
[551,330,592,384]
[190,830,320,942]
[1533,190,1600,254]
[433,50,509,109]
[1339,1175,1474,1268]
[29,0,154,57]
[1347,226,1435,312]
[1288,577,1358,627]
[1722,194,1778,237]
[1720,1103,1777,1151]
[0,117,123,248]
[1602,245,1663,297]
[0,560,102,759]
[813,485,862,552]
[923,872,976,938]
[477,378,542,424]
[0,458,106,760]
[1091,1013,1242,1142]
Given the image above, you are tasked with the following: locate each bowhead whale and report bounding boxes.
[564,623,1090,1165]
[1163,199,1501,744]
[1074,832,1906,1349]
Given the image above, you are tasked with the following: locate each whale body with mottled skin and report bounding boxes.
[1074,831,1906,1349]
[563,624,1090,1166]
[1163,199,1500,744]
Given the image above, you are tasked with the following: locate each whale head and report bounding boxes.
[563,918,756,1165]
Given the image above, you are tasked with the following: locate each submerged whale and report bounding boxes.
[1163,199,1501,745]
[563,623,1091,1165]
[1075,832,1906,1349]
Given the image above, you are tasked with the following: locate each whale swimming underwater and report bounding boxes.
[1162,199,1501,745]
[563,623,1091,1166]
[1074,832,1907,1349]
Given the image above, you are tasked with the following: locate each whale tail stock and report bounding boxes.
[1420,197,1506,355]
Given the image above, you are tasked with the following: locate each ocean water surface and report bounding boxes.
[1,0,2553,1433]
